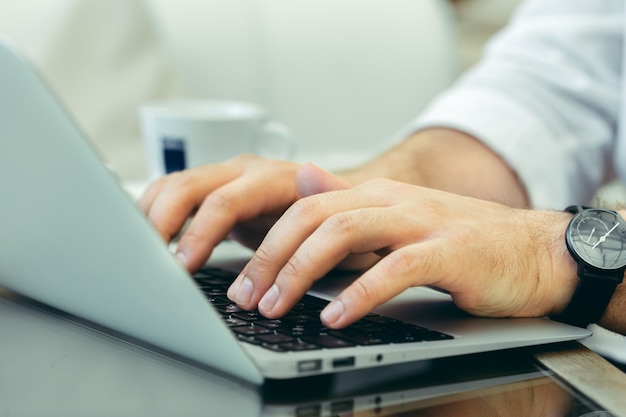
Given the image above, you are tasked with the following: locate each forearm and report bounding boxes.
[339,128,530,208]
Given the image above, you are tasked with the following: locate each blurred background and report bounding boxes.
[451,0,521,70]
[0,0,521,181]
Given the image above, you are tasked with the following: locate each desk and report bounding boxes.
[1,288,625,417]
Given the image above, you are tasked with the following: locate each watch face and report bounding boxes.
[567,209,626,269]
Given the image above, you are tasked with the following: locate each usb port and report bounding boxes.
[298,359,322,373]
[332,357,355,368]
[331,400,354,414]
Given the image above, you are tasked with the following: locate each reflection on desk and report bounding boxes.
[350,376,601,417]
[0,291,620,417]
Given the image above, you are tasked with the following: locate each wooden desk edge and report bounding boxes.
[532,341,626,417]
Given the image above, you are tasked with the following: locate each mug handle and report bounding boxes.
[255,121,295,160]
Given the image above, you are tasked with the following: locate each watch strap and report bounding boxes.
[551,267,620,327]
[564,204,591,215]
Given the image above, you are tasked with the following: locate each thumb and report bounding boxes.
[295,163,351,197]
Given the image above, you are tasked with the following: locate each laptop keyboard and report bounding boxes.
[193,266,454,352]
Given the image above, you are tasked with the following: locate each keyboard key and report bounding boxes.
[232,325,271,336]
[223,317,248,327]
[255,319,286,330]
[328,328,387,346]
[256,333,295,344]
[301,334,356,349]
[280,341,320,351]
[231,311,262,322]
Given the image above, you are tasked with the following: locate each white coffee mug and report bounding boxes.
[139,99,294,179]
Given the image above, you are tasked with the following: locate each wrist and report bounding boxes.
[545,211,580,316]
[502,209,578,319]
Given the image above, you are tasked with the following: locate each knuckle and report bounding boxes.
[385,248,422,279]
[350,278,376,303]
[157,171,197,198]
[286,196,321,221]
[281,255,304,278]
[249,245,275,272]
[203,188,235,213]
[323,208,375,236]
[325,212,357,235]
[142,178,163,197]
[359,177,397,191]
[160,222,183,240]
[161,170,188,186]
[179,224,205,244]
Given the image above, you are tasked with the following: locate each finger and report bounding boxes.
[297,164,377,270]
[320,242,446,328]
[228,180,412,310]
[256,206,408,317]
[227,188,370,309]
[296,163,350,197]
[142,169,231,243]
[137,176,164,213]
[175,161,300,271]
[141,156,260,243]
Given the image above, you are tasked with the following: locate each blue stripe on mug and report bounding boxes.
[162,137,186,173]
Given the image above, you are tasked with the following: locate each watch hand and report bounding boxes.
[592,222,620,249]
[587,227,596,243]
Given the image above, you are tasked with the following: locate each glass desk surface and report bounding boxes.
[1,289,624,417]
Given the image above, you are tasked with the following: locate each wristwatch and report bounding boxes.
[552,205,626,327]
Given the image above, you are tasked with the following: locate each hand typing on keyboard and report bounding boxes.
[138,153,601,333]
[194,266,453,352]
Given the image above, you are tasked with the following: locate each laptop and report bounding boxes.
[0,37,591,385]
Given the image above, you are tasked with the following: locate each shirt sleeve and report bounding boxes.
[404,0,623,209]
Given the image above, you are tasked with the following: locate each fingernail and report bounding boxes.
[321,299,345,326]
[259,284,280,314]
[175,251,188,267]
[234,276,254,306]
[227,275,243,299]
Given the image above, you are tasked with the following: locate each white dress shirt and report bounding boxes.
[411,0,624,209]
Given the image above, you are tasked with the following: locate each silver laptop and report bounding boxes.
[0,38,591,385]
